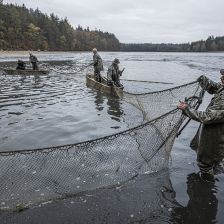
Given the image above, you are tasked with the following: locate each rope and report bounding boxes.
[121,79,174,85]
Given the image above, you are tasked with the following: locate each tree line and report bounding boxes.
[121,36,224,52]
[0,1,120,51]
[0,1,223,52]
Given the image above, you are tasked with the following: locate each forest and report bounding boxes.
[0,1,120,51]
[0,1,224,52]
[121,36,224,52]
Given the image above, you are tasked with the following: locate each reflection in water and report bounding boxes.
[107,96,123,122]
[171,173,218,224]
[93,91,124,129]
[94,91,104,112]
[33,74,41,84]
[19,75,27,83]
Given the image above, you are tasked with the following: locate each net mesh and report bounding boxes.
[0,81,203,210]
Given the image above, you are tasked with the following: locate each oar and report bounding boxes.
[121,79,174,85]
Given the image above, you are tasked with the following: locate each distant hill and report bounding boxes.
[0,1,120,51]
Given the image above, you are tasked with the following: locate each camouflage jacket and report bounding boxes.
[93,52,103,71]
[183,76,224,165]
[30,55,38,63]
[107,64,122,82]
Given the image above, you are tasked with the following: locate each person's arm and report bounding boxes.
[197,75,221,94]
[93,55,98,66]
[178,101,224,124]
[118,68,125,76]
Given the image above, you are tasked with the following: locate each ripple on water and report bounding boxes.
[0,60,141,150]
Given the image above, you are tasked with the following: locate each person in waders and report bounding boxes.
[178,69,224,182]
[92,48,103,83]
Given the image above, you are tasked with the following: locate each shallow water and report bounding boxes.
[0,51,224,223]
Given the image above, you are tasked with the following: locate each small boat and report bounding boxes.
[3,69,50,76]
[86,74,123,97]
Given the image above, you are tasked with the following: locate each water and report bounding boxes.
[0,51,224,223]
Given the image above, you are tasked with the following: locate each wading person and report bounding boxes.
[107,58,125,88]
[29,53,39,70]
[178,69,224,181]
[92,48,103,82]
[16,60,26,70]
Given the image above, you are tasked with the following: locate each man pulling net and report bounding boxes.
[0,80,204,209]
[178,69,224,182]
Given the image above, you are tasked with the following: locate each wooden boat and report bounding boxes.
[86,74,123,97]
[3,69,50,76]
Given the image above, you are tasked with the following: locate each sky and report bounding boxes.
[3,0,224,43]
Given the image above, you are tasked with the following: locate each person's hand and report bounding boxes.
[177,101,188,110]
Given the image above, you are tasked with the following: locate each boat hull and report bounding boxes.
[86,74,123,97]
[3,69,50,75]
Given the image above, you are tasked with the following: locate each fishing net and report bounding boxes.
[0,81,203,210]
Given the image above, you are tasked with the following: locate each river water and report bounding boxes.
[0,51,224,223]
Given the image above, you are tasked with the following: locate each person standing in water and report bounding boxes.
[178,69,224,181]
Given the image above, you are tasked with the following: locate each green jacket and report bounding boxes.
[183,76,224,166]
[93,52,103,71]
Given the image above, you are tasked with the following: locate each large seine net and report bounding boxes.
[0,81,203,210]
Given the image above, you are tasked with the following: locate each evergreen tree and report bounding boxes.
[0,2,120,51]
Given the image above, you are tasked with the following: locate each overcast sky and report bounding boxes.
[3,0,224,43]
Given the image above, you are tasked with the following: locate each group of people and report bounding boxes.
[92,47,224,182]
[92,48,124,88]
[92,46,224,182]
[16,53,39,70]
[14,49,224,182]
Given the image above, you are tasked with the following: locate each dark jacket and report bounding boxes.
[93,52,103,71]
[107,63,123,84]
[30,54,38,63]
[16,60,26,70]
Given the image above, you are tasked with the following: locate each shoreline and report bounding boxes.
[1,50,224,53]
